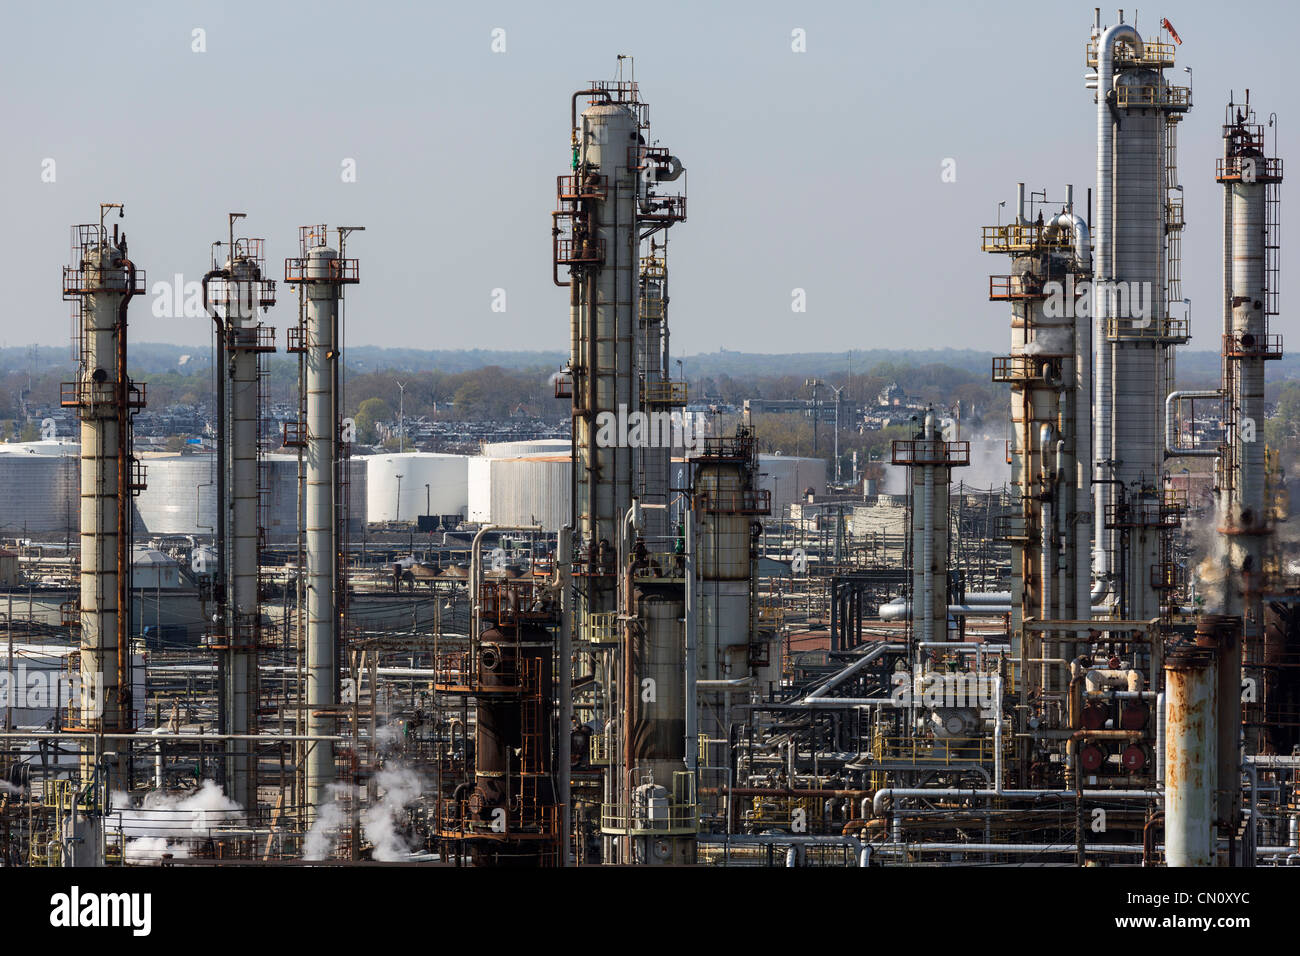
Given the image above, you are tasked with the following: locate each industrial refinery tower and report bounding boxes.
[1089,16,1190,625]
[984,184,1093,741]
[553,76,689,864]
[203,215,277,812]
[1213,97,1283,756]
[61,204,146,792]
[285,225,360,823]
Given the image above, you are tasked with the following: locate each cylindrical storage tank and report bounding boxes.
[131,454,365,539]
[480,439,570,459]
[1164,644,1218,866]
[364,452,468,523]
[0,445,80,535]
[467,455,571,531]
[261,455,301,543]
[132,455,219,535]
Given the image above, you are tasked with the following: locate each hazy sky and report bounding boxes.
[1,1,1295,356]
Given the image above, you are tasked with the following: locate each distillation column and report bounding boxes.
[892,411,968,665]
[214,236,275,810]
[693,429,771,772]
[569,92,639,611]
[1089,18,1190,621]
[63,208,143,788]
[555,80,686,863]
[285,227,359,822]
[637,250,674,542]
[986,186,1092,726]
[1215,99,1282,757]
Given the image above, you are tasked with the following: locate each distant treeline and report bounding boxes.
[0,344,1293,427]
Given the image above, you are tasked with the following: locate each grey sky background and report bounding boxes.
[1,1,1294,356]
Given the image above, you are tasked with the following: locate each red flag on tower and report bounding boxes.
[1162,18,1183,45]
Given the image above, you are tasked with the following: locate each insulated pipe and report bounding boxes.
[893,842,1145,856]
[557,526,572,865]
[469,523,542,639]
[1044,212,1092,267]
[1092,22,1144,585]
[152,725,169,789]
[873,787,1159,816]
[993,674,1004,790]
[880,601,1111,620]
[684,509,698,772]
[1085,668,1142,692]
[1164,390,1221,457]
[1040,423,1056,690]
[921,411,936,647]
[1076,230,1097,618]
[796,643,890,706]
[1156,690,1166,786]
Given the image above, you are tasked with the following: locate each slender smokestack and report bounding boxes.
[285,226,360,825]
[65,206,142,793]
[215,232,275,811]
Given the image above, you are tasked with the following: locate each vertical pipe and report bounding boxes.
[304,244,340,822]
[1092,22,1144,589]
[1164,644,1218,866]
[224,253,266,810]
[558,527,573,865]
[684,509,697,772]
[921,411,935,647]
[76,225,135,789]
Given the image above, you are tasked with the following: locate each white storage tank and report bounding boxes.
[468,454,570,531]
[480,439,570,458]
[132,454,218,536]
[262,453,368,541]
[0,442,79,535]
[132,453,367,541]
[364,452,468,523]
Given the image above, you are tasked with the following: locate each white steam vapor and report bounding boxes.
[108,780,243,863]
[1022,327,1073,356]
[302,766,426,862]
[303,782,357,861]
[362,765,424,861]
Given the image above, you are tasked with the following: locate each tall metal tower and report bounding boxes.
[284,225,360,823]
[61,204,147,789]
[204,215,277,811]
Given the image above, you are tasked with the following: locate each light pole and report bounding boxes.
[395,473,403,523]
[396,380,406,453]
[827,383,847,486]
[805,378,824,455]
